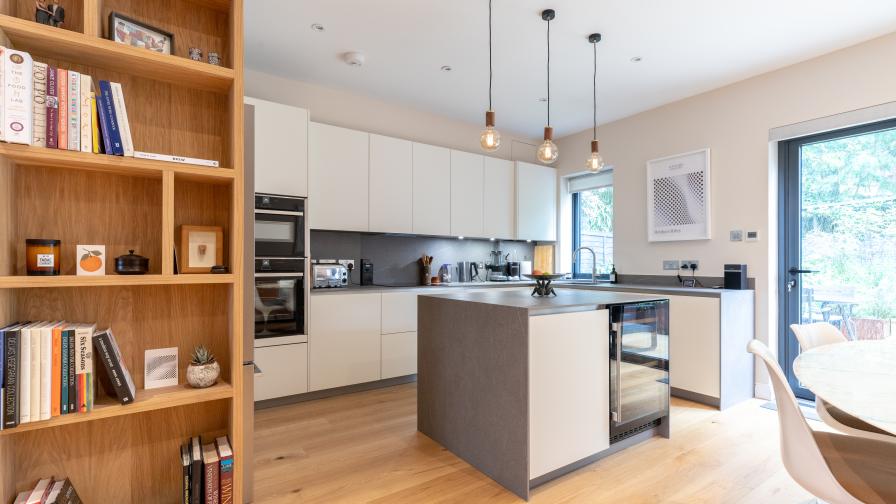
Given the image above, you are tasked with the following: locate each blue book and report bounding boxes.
[61,329,69,414]
[97,80,124,156]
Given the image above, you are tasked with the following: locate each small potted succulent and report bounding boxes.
[187,345,220,388]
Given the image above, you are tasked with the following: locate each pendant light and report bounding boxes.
[480,0,501,152]
[585,33,605,172]
[536,9,558,164]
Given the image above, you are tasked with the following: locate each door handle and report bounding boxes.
[788,267,817,275]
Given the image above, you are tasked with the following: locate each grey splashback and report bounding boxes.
[311,231,535,286]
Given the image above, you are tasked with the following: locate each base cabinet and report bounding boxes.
[309,293,382,391]
[668,295,721,399]
[254,343,308,401]
[382,331,417,379]
[529,310,609,479]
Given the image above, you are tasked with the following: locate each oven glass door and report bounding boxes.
[255,211,304,257]
[254,274,304,338]
[610,301,670,435]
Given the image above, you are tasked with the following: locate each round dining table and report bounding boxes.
[793,339,896,435]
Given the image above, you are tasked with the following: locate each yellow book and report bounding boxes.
[90,92,100,154]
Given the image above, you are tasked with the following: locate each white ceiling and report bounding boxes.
[245,0,896,139]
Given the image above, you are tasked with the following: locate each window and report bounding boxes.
[571,179,613,279]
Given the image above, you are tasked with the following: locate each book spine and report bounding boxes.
[29,327,39,422]
[79,74,92,153]
[31,62,47,147]
[45,67,58,149]
[3,330,18,428]
[66,330,75,413]
[90,92,100,154]
[0,47,6,142]
[97,81,123,155]
[204,456,219,504]
[67,70,79,151]
[56,479,82,504]
[93,332,134,404]
[50,327,61,417]
[57,70,67,150]
[110,82,134,156]
[60,329,68,414]
[39,326,51,420]
[75,327,90,413]
[18,328,30,423]
[94,83,113,155]
[3,49,33,144]
[218,456,233,504]
[133,151,220,167]
[190,437,202,504]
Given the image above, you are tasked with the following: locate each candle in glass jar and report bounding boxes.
[25,239,60,275]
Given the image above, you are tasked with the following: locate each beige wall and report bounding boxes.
[245,69,539,161]
[555,32,896,395]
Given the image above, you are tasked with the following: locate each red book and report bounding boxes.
[57,70,68,150]
[216,436,234,504]
[46,66,58,148]
[202,443,220,504]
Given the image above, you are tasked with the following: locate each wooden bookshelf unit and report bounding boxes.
[0,0,244,502]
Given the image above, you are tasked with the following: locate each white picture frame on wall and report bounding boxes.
[646,148,711,242]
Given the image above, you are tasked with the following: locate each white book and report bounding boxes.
[31,61,47,147]
[39,322,60,421]
[67,70,79,151]
[134,151,219,167]
[0,47,5,142]
[13,491,29,504]
[74,323,96,408]
[3,48,33,144]
[17,322,33,423]
[44,481,64,503]
[110,82,134,156]
[25,477,52,504]
[29,322,44,423]
[80,74,93,153]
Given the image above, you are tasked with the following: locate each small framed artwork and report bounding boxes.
[108,12,173,55]
[76,244,105,276]
[647,148,711,242]
[178,225,223,274]
[144,347,178,389]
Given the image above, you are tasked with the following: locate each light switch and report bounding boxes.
[730,230,744,241]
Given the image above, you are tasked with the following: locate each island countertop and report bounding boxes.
[421,287,668,315]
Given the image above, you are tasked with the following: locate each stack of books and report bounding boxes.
[12,477,81,504]
[182,436,234,504]
[1,323,135,430]
[0,46,218,167]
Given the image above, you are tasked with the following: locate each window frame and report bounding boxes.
[571,188,612,281]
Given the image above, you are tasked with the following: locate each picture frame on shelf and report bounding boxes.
[178,225,223,274]
[108,12,174,55]
[75,244,105,275]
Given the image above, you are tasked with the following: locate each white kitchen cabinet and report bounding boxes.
[369,134,413,233]
[483,157,515,239]
[254,343,308,401]
[668,295,721,399]
[382,331,417,379]
[412,142,451,236]
[381,291,418,334]
[309,122,369,231]
[309,293,382,391]
[450,150,484,238]
[245,97,309,197]
[516,161,557,241]
[529,309,609,479]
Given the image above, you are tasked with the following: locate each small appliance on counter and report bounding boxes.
[360,259,374,285]
[505,261,521,280]
[456,261,480,282]
[724,264,748,289]
[312,262,348,288]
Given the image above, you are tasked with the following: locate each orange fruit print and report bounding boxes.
[80,249,103,272]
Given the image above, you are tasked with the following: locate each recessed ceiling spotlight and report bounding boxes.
[310,23,324,32]
[343,51,365,67]
[441,65,453,72]
[630,56,642,62]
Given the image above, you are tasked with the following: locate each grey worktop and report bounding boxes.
[422,287,668,315]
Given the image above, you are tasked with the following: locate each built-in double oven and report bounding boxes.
[254,194,306,339]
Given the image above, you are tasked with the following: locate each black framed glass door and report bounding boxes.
[779,118,896,399]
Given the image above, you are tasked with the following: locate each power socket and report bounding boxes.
[338,259,355,270]
[680,260,699,270]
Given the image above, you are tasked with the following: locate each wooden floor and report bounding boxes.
[253,383,814,503]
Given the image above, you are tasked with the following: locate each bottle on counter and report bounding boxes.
[609,264,618,284]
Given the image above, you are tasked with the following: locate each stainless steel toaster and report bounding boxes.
[312,263,348,288]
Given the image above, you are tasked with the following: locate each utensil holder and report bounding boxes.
[421,265,432,285]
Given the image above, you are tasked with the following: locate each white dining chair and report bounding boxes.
[790,323,896,444]
[748,339,896,504]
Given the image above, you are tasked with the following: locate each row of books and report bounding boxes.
[12,478,80,504]
[1,322,136,430]
[0,46,134,157]
[182,436,234,504]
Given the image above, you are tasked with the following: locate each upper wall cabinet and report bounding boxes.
[516,162,557,241]
[245,97,309,197]
[450,150,485,238]
[309,122,370,232]
[412,143,452,236]
[483,157,515,240]
[369,134,413,233]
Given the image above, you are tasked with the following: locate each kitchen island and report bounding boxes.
[417,288,671,500]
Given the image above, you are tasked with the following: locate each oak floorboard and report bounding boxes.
[253,383,814,504]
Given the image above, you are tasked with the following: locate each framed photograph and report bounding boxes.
[646,148,711,242]
[178,225,223,274]
[108,12,173,55]
[76,244,105,276]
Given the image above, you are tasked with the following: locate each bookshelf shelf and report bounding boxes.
[0,14,235,93]
[0,382,233,436]
[0,274,235,288]
[0,143,235,183]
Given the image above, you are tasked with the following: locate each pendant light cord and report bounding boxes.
[488,0,493,110]
[593,40,597,141]
[546,17,551,126]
